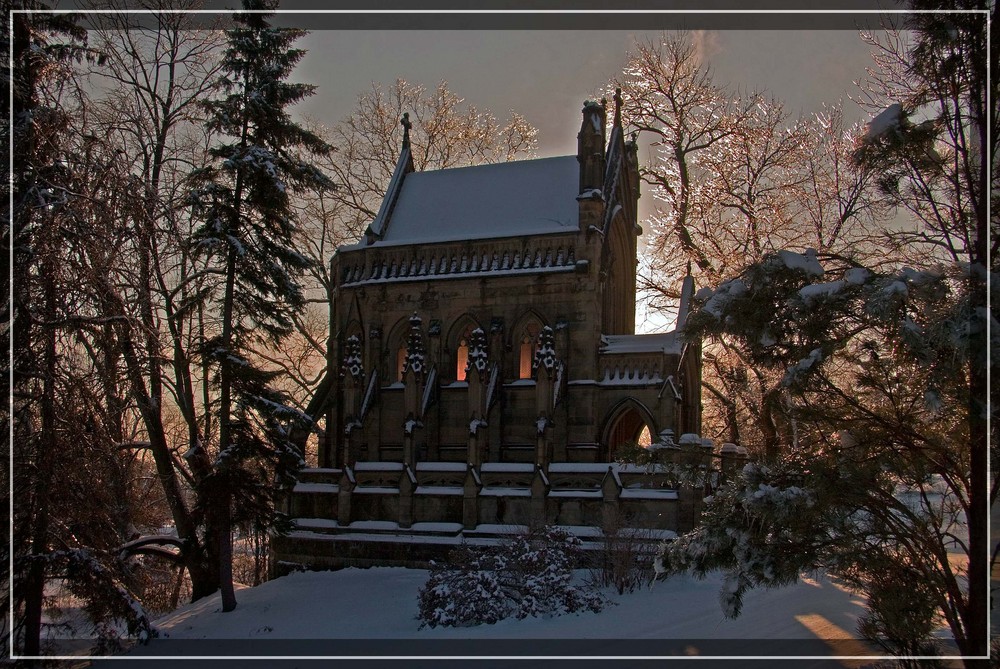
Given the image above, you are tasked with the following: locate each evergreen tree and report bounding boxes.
[189,0,332,612]
[661,250,989,665]
[852,2,992,660]
[655,6,991,663]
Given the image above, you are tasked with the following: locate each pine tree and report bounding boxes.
[188,0,332,612]
[665,250,988,665]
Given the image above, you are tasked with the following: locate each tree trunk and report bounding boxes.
[216,240,239,612]
[22,246,59,657]
[958,253,989,668]
[218,494,237,612]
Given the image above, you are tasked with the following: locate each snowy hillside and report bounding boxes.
[86,567,900,667]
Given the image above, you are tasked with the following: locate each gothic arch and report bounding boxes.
[600,397,658,460]
[343,319,363,340]
[445,314,482,382]
[385,316,413,383]
[508,309,548,380]
[601,209,635,335]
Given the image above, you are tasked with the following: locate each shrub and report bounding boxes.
[588,510,657,595]
[417,526,606,628]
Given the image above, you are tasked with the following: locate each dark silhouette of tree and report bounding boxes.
[189,0,332,612]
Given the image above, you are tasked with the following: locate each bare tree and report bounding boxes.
[613,33,887,455]
[81,4,229,602]
[11,9,160,650]
[851,4,993,659]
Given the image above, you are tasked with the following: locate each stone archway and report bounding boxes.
[600,398,657,461]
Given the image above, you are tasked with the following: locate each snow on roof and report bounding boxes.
[372,156,580,246]
[600,332,680,355]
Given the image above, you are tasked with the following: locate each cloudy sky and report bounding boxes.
[292,28,880,156]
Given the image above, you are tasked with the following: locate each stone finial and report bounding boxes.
[403,312,426,378]
[465,327,489,376]
[532,325,558,374]
[401,112,412,148]
[341,334,364,382]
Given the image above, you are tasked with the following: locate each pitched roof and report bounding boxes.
[369,155,580,247]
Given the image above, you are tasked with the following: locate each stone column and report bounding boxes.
[462,465,481,530]
[399,465,415,529]
[601,465,621,532]
[530,466,549,528]
[337,467,355,527]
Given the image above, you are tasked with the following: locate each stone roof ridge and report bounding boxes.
[365,134,414,242]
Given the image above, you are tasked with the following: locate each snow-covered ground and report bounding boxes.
[82,566,912,668]
[155,568,864,642]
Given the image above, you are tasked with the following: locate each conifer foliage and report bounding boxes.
[188,0,332,612]
[662,251,990,662]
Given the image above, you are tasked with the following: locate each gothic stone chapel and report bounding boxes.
[274,95,707,570]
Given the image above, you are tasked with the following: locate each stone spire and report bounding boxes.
[401,112,412,149]
[676,262,696,329]
[613,87,623,128]
[577,99,607,193]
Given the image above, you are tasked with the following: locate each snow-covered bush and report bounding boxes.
[417,527,605,628]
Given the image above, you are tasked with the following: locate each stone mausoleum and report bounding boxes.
[274,94,712,570]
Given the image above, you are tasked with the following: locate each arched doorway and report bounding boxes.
[601,399,657,460]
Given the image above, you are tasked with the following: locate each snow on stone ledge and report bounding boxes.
[415,462,468,472]
[480,463,535,473]
[353,462,404,472]
[600,332,680,355]
[292,483,340,494]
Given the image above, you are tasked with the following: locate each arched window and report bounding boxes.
[386,315,415,384]
[447,318,479,384]
[517,323,540,379]
[396,345,407,382]
[456,335,470,381]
